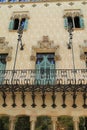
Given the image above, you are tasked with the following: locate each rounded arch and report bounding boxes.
[0,115,9,130]
[35,116,52,130]
[15,115,30,130]
[57,115,73,130]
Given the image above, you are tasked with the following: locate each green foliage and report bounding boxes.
[0,116,9,130]
[79,117,85,130]
[15,116,30,130]
[35,116,52,130]
[58,116,73,130]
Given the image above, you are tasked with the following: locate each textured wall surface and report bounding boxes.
[0,0,87,117]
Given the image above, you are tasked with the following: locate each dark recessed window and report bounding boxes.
[13,18,19,30]
[74,16,80,28]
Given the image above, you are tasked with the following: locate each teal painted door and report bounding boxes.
[0,54,7,84]
[35,53,55,85]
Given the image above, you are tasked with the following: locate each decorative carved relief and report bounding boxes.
[0,37,13,61]
[30,36,60,61]
[64,9,83,17]
[79,45,87,61]
[11,11,30,20]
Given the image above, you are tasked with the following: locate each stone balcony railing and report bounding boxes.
[0,69,87,108]
[0,69,87,92]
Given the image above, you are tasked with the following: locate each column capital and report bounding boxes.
[9,116,16,122]
[51,116,57,122]
[30,116,37,122]
[73,116,79,122]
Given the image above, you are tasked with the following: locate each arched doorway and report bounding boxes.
[35,116,52,130]
[15,116,30,130]
[57,116,73,130]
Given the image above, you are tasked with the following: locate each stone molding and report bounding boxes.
[0,37,12,61]
[63,9,83,17]
[11,11,30,20]
[30,36,61,61]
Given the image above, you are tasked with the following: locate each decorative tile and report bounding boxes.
[32,4,37,7]
[8,5,13,8]
[44,3,49,7]
[69,2,74,6]
[56,3,61,6]
[82,1,87,5]
[20,4,25,8]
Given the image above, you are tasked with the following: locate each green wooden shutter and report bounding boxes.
[64,17,68,29]
[0,55,7,84]
[24,19,28,30]
[80,17,84,28]
[9,19,14,30]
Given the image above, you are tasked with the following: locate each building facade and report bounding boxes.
[0,0,87,129]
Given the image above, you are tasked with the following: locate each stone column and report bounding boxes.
[9,116,16,130]
[73,116,79,130]
[51,117,57,130]
[30,116,37,130]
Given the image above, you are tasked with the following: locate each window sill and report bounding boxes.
[9,29,27,32]
[65,28,84,31]
[73,28,84,31]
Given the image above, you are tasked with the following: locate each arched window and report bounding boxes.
[67,16,73,28]
[74,16,80,28]
[64,13,84,29]
[13,18,19,30]
[9,17,28,30]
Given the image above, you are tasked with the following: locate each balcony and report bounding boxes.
[0,69,87,92]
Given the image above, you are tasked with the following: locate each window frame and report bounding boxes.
[9,12,29,31]
[64,10,84,30]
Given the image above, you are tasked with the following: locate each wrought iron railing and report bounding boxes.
[0,69,87,92]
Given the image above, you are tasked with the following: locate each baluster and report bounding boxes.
[12,91,16,107]
[41,91,46,108]
[21,91,26,107]
[61,92,67,108]
[31,87,36,108]
[72,92,77,108]
[82,92,87,108]
[2,91,7,107]
[51,91,57,108]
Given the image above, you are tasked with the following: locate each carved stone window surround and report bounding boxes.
[0,37,12,61]
[63,9,83,17]
[10,11,30,20]
[30,36,61,61]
